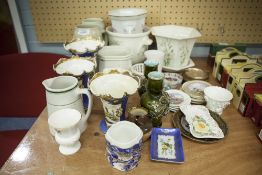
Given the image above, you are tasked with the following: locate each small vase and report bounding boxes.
[140,71,170,127]
[138,60,158,96]
[48,109,82,155]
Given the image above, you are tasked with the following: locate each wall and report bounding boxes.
[15,0,262,57]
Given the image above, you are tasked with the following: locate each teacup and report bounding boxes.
[105,121,143,171]
[204,86,233,115]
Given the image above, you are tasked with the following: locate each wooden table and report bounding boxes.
[1,58,262,175]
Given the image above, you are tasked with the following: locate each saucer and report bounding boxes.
[162,59,195,72]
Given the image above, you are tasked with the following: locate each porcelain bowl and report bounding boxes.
[151,25,201,68]
[204,86,233,115]
[108,8,147,34]
[98,46,132,72]
[106,26,152,64]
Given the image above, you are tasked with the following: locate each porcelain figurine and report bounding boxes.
[140,71,170,127]
[105,121,143,171]
[89,69,140,133]
[48,108,82,155]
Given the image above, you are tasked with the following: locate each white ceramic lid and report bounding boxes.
[108,8,147,17]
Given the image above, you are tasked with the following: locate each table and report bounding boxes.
[1,58,262,175]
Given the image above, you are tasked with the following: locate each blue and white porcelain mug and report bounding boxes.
[105,121,143,171]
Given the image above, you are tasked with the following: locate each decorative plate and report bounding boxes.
[54,56,96,76]
[64,39,104,54]
[172,110,228,143]
[163,73,183,90]
[180,105,224,139]
[165,90,191,110]
[150,128,185,163]
[181,80,211,99]
[162,59,195,72]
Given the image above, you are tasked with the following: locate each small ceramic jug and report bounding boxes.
[105,121,143,171]
[48,108,81,155]
[42,76,92,135]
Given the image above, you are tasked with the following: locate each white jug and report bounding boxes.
[42,76,92,135]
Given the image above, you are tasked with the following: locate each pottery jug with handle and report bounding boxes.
[42,76,92,135]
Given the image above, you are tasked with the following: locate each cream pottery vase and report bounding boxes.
[106,26,152,64]
[105,121,143,171]
[98,46,132,71]
[204,86,233,115]
[151,25,201,68]
[89,70,140,128]
[42,76,92,135]
[108,8,147,34]
[48,108,81,155]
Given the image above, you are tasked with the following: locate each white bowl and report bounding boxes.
[108,8,147,34]
[151,25,201,68]
[106,26,152,64]
[204,86,233,115]
[98,46,132,72]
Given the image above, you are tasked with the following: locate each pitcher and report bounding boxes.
[42,76,92,135]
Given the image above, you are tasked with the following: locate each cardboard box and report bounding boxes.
[226,63,262,91]
[250,94,262,126]
[218,55,257,85]
[212,47,243,79]
[232,73,262,108]
[238,83,262,117]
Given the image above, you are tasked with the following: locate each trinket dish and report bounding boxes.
[180,105,225,139]
[54,56,96,76]
[150,128,184,163]
[183,68,209,81]
[172,110,228,143]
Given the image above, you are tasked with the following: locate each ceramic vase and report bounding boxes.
[89,69,140,132]
[105,121,143,171]
[48,109,82,155]
[140,71,170,127]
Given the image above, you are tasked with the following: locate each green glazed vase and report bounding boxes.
[138,60,158,96]
[140,71,170,127]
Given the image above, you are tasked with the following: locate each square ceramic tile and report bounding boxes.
[150,128,184,163]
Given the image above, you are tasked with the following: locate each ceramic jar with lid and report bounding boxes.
[140,71,170,127]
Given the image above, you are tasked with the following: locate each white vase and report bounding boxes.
[48,109,82,155]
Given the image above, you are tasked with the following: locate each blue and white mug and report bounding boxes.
[105,121,143,171]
